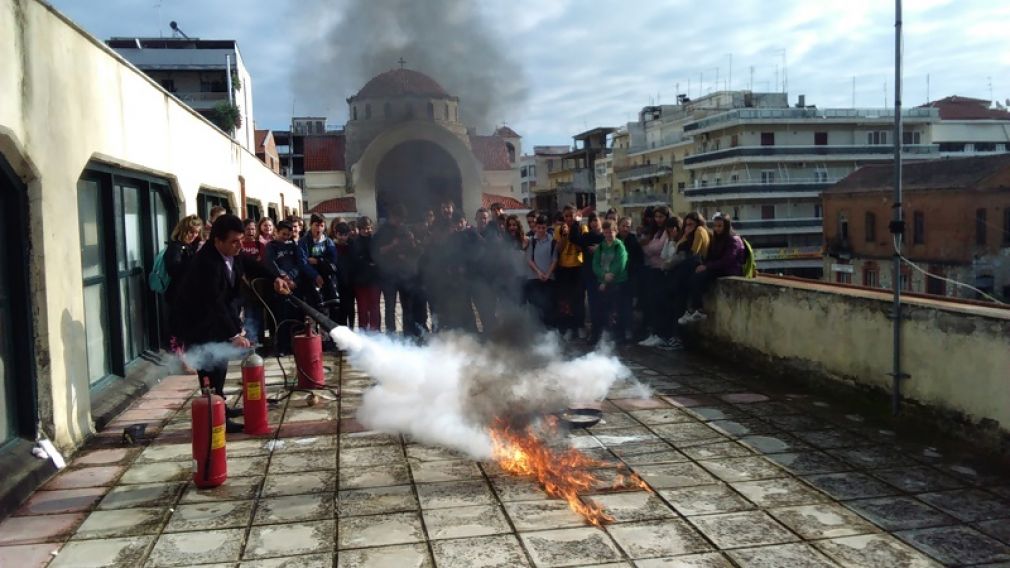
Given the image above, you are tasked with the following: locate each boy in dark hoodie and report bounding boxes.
[331,222,356,328]
[264,221,320,355]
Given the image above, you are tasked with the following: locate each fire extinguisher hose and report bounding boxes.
[204,383,212,483]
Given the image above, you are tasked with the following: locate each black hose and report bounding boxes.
[203,381,212,483]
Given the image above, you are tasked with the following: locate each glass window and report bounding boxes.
[976,208,987,246]
[913,211,925,244]
[865,212,876,242]
[77,179,111,384]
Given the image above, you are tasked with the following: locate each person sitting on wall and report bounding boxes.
[173,214,290,433]
[679,214,744,325]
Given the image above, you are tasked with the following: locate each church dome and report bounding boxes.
[354,69,451,99]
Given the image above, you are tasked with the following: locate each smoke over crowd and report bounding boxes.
[294,0,528,128]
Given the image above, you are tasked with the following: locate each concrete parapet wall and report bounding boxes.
[698,276,1010,450]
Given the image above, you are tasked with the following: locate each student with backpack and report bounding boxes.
[157,215,204,351]
[525,214,558,327]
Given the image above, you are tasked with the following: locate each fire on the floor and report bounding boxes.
[489,417,651,526]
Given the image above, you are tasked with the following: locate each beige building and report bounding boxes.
[0,0,301,514]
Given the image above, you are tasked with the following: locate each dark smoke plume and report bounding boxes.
[294,0,528,129]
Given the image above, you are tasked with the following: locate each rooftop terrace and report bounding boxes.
[1,307,1007,566]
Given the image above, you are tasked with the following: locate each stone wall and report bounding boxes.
[696,276,1010,453]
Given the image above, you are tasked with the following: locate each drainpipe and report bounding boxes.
[226,54,234,106]
[889,0,908,416]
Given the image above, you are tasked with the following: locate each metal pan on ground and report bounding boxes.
[559,408,603,428]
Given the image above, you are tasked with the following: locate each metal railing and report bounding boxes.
[733,218,823,230]
[684,107,938,132]
[615,163,673,181]
[620,193,670,205]
[684,144,939,166]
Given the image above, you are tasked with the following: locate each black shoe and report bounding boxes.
[225,406,244,418]
[225,419,244,434]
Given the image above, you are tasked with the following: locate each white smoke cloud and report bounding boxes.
[181,342,251,372]
[331,326,637,460]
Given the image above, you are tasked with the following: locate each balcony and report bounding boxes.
[684,144,939,167]
[616,163,673,182]
[174,91,230,111]
[685,179,839,201]
[620,192,669,206]
[683,106,938,133]
[733,217,823,235]
[751,245,823,262]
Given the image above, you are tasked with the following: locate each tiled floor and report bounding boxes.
[2,342,1010,567]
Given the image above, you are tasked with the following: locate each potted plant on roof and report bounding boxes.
[209,101,242,134]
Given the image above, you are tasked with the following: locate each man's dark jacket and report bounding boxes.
[173,242,274,346]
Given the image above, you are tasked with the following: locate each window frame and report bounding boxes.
[913,210,925,245]
[865,211,876,243]
[976,208,987,246]
[0,152,38,446]
[77,165,178,388]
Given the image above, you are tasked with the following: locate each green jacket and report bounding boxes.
[592,238,628,284]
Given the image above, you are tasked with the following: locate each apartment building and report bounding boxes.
[547,127,614,213]
[682,100,942,277]
[682,93,1010,277]
[107,37,256,150]
[529,145,570,213]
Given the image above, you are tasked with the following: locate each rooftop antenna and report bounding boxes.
[883,80,888,108]
[926,73,930,105]
[727,53,733,91]
[988,76,994,107]
[169,21,189,39]
[398,57,407,69]
[155,1,162,37]
[780,48,788,94]
[749,66,755,91]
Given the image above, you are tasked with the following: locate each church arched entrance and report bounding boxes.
[375,140,462,222]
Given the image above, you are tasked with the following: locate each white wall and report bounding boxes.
[0,0,301,449]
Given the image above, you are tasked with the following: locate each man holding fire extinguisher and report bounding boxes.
[173,214,291,433]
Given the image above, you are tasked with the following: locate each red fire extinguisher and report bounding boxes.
[241,352,270,435]
[191,377,227,488]
[293,319,325,389]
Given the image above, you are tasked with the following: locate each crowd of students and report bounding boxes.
[159,201,749,355]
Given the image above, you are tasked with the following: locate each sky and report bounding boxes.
[50,0,1010,148]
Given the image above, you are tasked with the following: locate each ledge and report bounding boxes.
[693,276,1010,459]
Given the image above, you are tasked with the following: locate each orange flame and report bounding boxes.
[489,417,651,526]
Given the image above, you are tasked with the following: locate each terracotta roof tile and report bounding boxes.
[482,193,524,210]
[304,134,346,172]
[920,96,1010,120]
[254,129,270,150]
[308,197,357,214]
[494,126,521,138]
[355,69,450,99]
[827,154,1010,194]
[469,135,512,171]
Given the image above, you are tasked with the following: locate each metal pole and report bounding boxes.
[890,0,905,416]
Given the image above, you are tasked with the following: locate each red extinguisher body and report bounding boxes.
[242,353,270,435]
[191,383,227,488]
[293,325,325,389]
